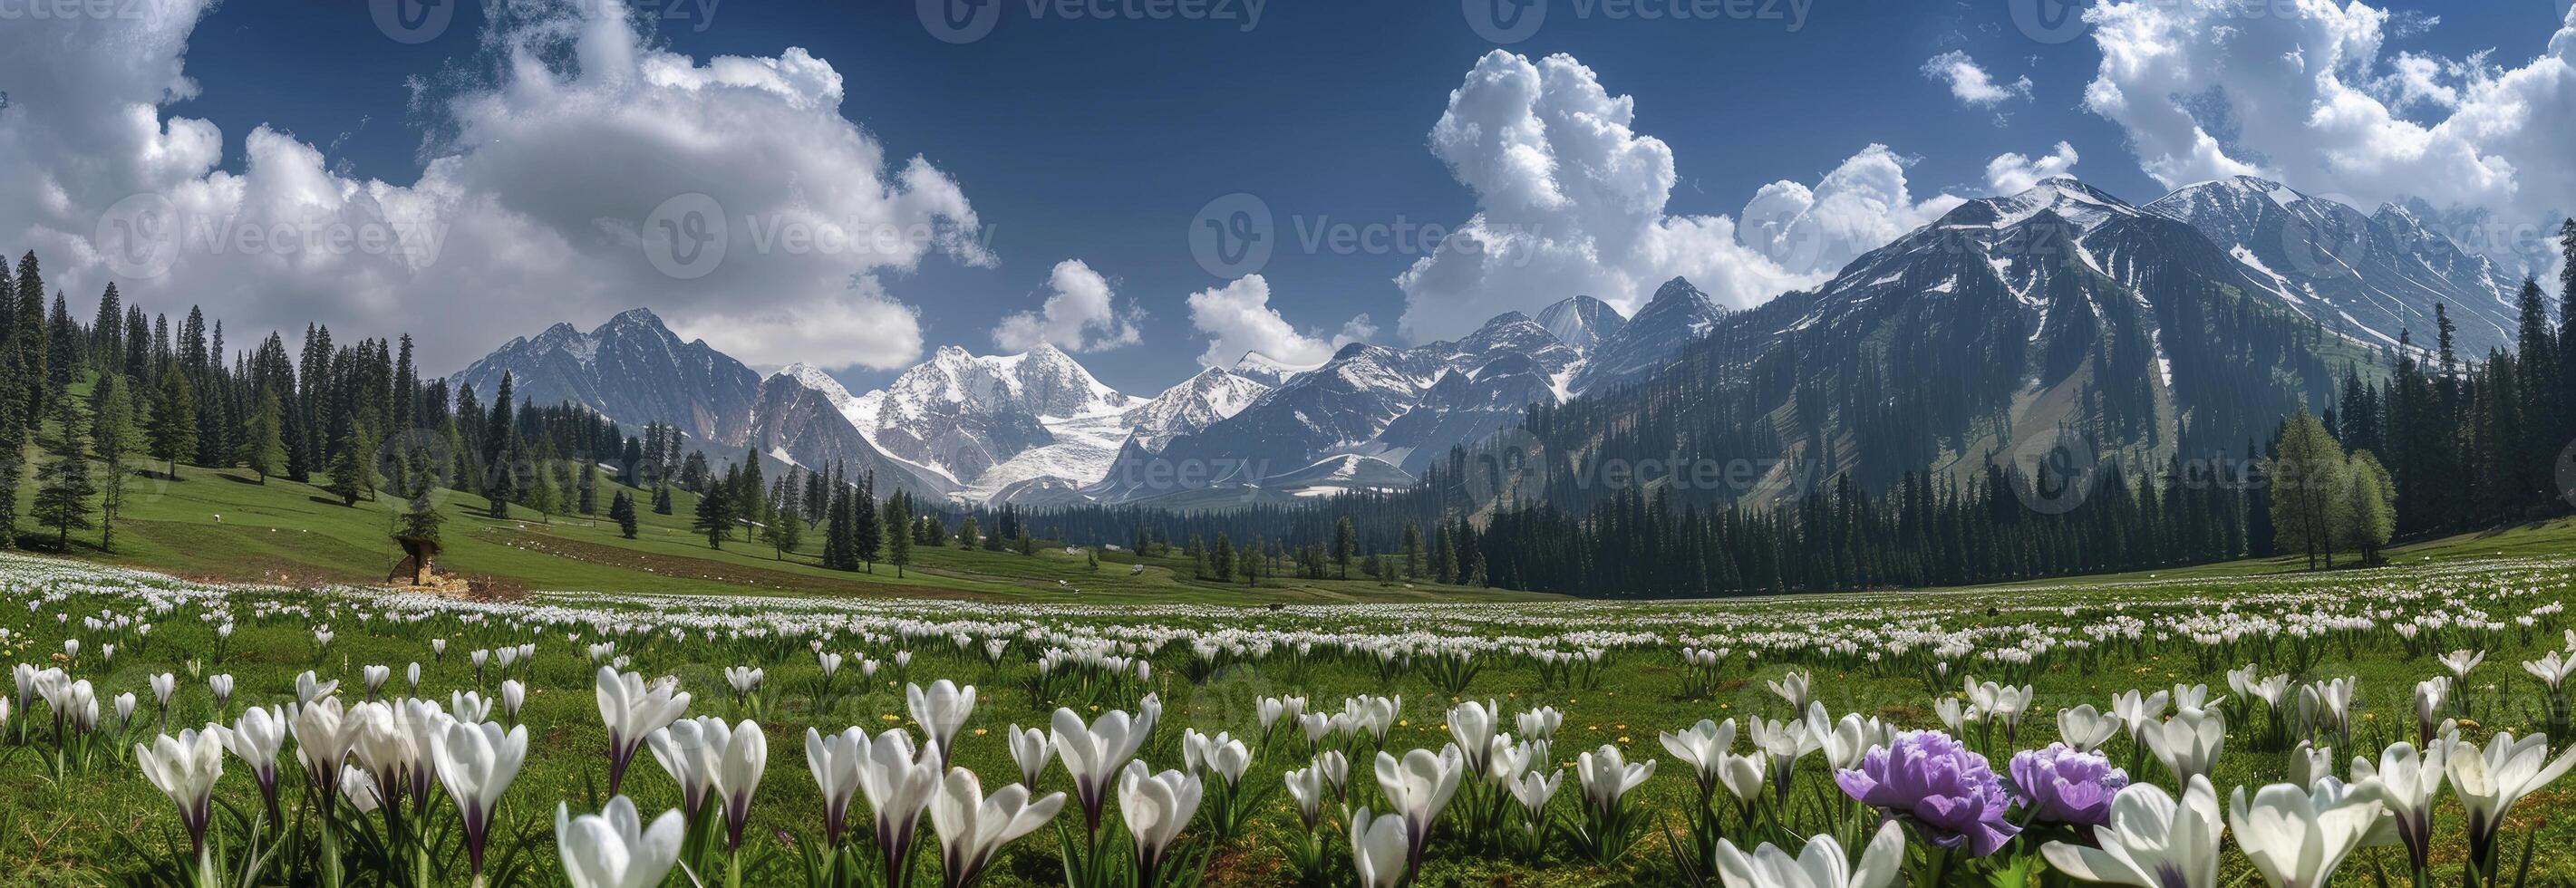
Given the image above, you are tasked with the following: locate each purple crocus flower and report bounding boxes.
[1835,729,2020,856]
[2007,742,2128,826]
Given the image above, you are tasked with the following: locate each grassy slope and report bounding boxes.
[31,450,1541,606]
[37,441,2576,607]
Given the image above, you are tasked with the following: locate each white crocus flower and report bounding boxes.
[1767,671,1813,711]
[2041,776,2224,888]
[2144,708,2225,785]
[805,727,865,845]
[1447,700,1500,776]
[2057,704,2123,754]
[2413,678,2450,744]
[2112,689,2170,748]
[289,696,358,800]
[556,797,686,888]
[2438,649,2486,680]
[2227,781,2385,888]
[1007,723,1053,787]
[225,706,289,820]
[1812,706,1891,771]
[855,728,944,872]
[1117,762,1205,884]
[1713,818,1905,888]
[136,726,227,853]
[1350,806,1410,888]
[1659,719,1737,798]
[428,719,529,878]
[1375,747,1464,870]
[1574,743,1656,821]
[712,719,767,850]
[1509,767,1563,817]
[595,667,690,795]
[2349,741,2446,874]
[1516,706,1562,741]
[2523,651,2575,691]
[1284,765,1327,829]
[2290,741,2334,789]
[2446,731,2576,870]
[930,767,1064,888]
[1051,704,1156,832]
[906,680,976,754]
[645,716,732,818]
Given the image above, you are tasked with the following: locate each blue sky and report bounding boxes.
[10,0,2571,396]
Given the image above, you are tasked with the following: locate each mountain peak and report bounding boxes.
[1650,276,1705,303]
[607,307,664,327]
[1481,310,1535,328]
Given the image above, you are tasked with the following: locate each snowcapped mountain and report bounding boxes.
[1089,310,1583,505]
[751,366,954,497]
[1230,351,1322,387]
[2146,176,2522,352]
[449,308,761,446]
[1519,177,2370,507]
[1568,278,1729,393]
[1124,368,1271,454]
[1535,294,1628,352]
[845,343,1130,487]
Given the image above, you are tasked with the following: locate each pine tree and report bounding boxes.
[396,483,445,551]
[578,459,600,515]
[693,484,734,549]
[325,435,369,507]
[526,454,560,523]
[243,389,287,483]
[31,383,94,550]
[763,478,804,560]
[958,515,980,550]
[91,372,137,552]
[1332,516,1356,580]
[1213,533,1235,582]
[609,490,639,539]
[854,473,882,571]
[147,368,197,479]
[1401,521,1423,580]
[883,494,914,577]
[653,482,673,516]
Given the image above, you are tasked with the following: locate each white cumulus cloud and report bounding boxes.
[0,0,989,375]
[1922,51,2034,108]
[991,259,1143,353]
[1394,51,1964,342]
[2079,0,2576,277]
[1186,275,1370,371]
[1984,142,2084,194]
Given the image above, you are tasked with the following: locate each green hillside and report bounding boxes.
[38,461,1559,604]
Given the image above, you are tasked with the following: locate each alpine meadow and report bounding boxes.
[6,1,2576,887]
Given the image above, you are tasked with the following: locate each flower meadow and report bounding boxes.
[4,551,2576,887]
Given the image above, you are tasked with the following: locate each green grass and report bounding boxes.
[28,454,1542,607]
[1,533,2572,886]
